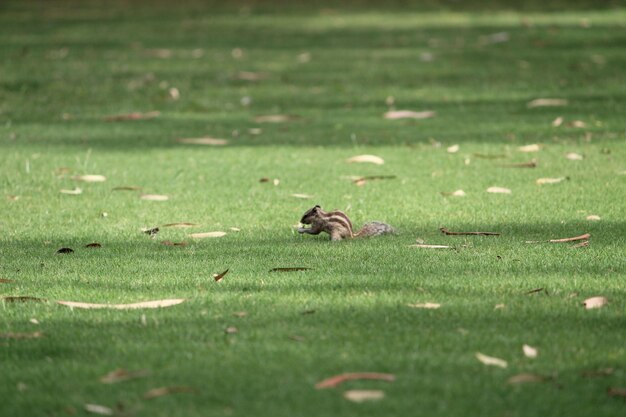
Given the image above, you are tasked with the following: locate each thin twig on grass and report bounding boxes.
[526,233,590,244]
[440,227,500,236]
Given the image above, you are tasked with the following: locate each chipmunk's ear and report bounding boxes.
[314,205,321,210]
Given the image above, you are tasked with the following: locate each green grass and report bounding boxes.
[1,1,625,416]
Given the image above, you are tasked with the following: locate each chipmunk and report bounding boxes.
[298,205,393,241]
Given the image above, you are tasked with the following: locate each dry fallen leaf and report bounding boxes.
[100,368,151,384]
[523,344,538,358]
[143,386,196,400]
[60,187,83,195]
[161,222,199,228]
[507,373,546,384]
[315,373,396,389]
[569,120,587,128]
[56,247,74,254]
[536,177,567,185]
[494,304,505,310]
[518,144,541,153]
[475,352,508,368]
[225,326,238,334]
[254,114,300,123]
[104,111,160,121]
[443,189,466,197]
[269,267,312,272]
[487,187,512,194]
[552,116,564,127]
[407,302,441,309]
[0,331,43,339]
[384,110,436,120]
[0,278,14,283]
[176,137,229,146]
[346,155,385,165]
[343,390,385,402]
[160,240,187,247]
[189,231,226,238]
[291,193,314,199]
[526,233,590,244]
[71,175,106,182]
[607,387,626,398]
[586,215,601,221]
[85,243,102,248]
[112,186,142,191]
[140,194,169,201]
[527,98,568,108]
[234,71,269,81]
[57,299,185,310]
[213,269,229,282]
[84,404,114,415]
[409,244,451,249]
[447,144,460,153]
[583,296,607,310]
[565,152,584,161]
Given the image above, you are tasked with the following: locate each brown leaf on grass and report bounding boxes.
[487,186,512,194]
[160,240,187,247]
[0,278,14,283]
[2,296,46,303]
[552,116,564,127]
[85,243,102,248]
[176,137,229,146]
[507,373,546,384]
[441,190,466,197]
[315,373,396,389]
[447,144,460,153]
[351,175,396,186]
[0,331,43,339]
[161,222,199,228]
[56,247,74,254]
[523,344,538,358]
[100,368,151,384]
[57,299,186,309]
[536,177,568,185]
[269,267,313,272]
[475,352,508,368]
[407,302,441,309]
[409,244,451,249]
[60,187,83,195]
[526,233,590,244]
[440,227,500,236]
[291,193,314,199]
[189,231,227,238]
[213,269,229,282]
[346,155,385,165]
[71,175,107,183]
[607,387,626,398]
[565,152,584,161]
[103,111,160,122]
[586,215,601,221]
[140,194,169,201]
[501,160,537,168]
[568,120,587,128]
[518,144,541,153]
[527,98,568,108]
[225,326,238,334]
[583,296,607,310]
[343,390,385,402]
[525,288,546,295]
[234,71,270,81]
[84,404,114,415]
[112,186,142,191]
[383,110,436,120]
[143,386,196,400]
[254,114,300,123]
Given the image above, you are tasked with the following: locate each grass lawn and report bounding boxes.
[1,1,625,416]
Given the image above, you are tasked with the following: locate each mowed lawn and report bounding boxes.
[1,1,625,416]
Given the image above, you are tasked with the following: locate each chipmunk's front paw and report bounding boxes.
[297,227,308,234]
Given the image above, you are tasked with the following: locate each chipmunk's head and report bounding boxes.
[300,205,321,224]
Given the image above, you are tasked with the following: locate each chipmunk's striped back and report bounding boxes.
[298,205,393,241]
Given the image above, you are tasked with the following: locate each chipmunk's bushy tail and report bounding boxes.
[354,222,394,238]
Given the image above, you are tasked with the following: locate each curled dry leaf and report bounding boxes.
[140,194,169,201]
[527,98,568,108]
[346,155,384,165]
[143,386,196,400]
[85,243,102,248]
[487,187,511,194]
[440,227,500,236]
[189,231,226,238]
[56,247,74,254]
[407,302,441,309]
[177,137,229,146]
[112,186,142,191]
[552,116,564,127]
[586,215,601,221]
[84,404,114,415]
[447,144,460,153]
[71,175,106,182]
[60,187,83,195]
[344,390,385,403]
[475,352,508,368]
[507,373,546,384]
[565,152,584,161]
[254,114,300,123]
[269,267,312,272]
[526,233,590,244]
[583,296,607,310]
[536,177,567,185]
[213,269,229,282]
[100,368,151,384]
[0,331,43,339]
[518,144,541,153]
[315,373,396,389]
[383,110,436,120]
[291,193,314,199]
[523,344,538,358]
[409,244,451,249]
[57,299,185,310]
[161,222,198,228]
